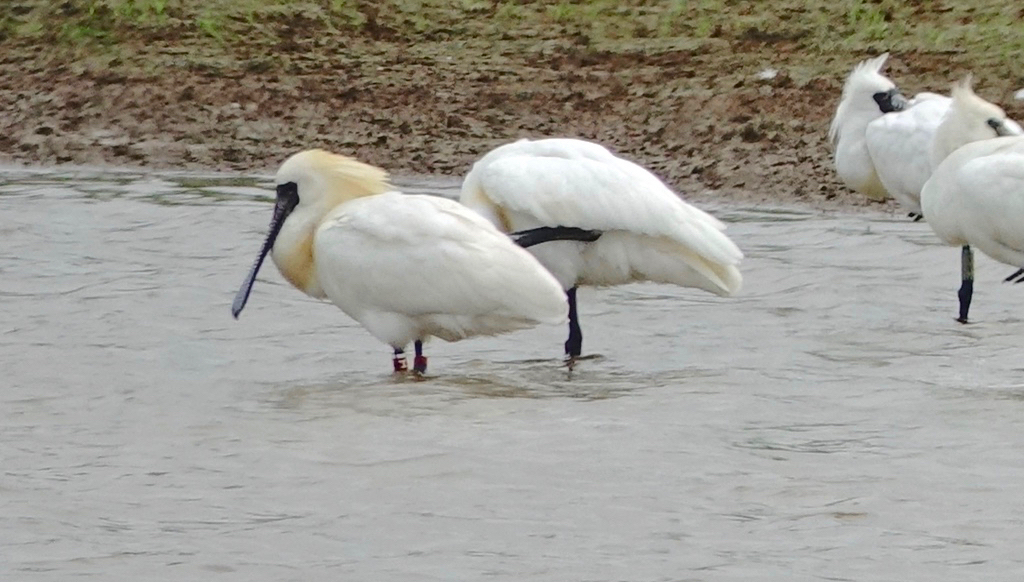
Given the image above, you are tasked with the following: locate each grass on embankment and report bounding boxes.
[2,0,1023,80]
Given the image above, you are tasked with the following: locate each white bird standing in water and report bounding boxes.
[829,53,910,203]
[460,137,743,366]
[865,84,1023,219]
[832,55,1022,221]
[920,79,1024,323]
[864,91,951,218]
[232,149,568,374]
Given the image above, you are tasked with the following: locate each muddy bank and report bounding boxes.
[1,30,1021,210]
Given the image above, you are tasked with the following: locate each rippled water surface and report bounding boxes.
[4,167,1024,581]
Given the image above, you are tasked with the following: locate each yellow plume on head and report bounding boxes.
[950,74,976,102]
[277,148,393,202]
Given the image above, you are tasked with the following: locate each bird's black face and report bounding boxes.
[873,88,909,113]
[273,182,300,221]
[231,182,301,318]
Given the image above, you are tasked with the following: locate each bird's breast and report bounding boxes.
[271,230,322,298]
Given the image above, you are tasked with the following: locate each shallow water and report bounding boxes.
[3,167,1024,581]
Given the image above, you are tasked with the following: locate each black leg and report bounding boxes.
[564,287,582,362]
[393,348,408,372]
[957,245,974,324]
[413,340,427,374]
[512,226,602,248]
[1004,268,1024,283]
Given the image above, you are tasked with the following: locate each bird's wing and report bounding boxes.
[952,140,1024,257]
[463,148,742,267]
[865,97,948,211]
[907,91,947,106]
[315,192,566,323]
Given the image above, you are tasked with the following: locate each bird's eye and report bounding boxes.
[987,118,1002,131]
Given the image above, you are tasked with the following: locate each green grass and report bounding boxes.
[3,0,1023,77]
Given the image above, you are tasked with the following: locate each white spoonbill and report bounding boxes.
[920,79,1024,323]
[232,149,568,374]
[863,91,950,218]
[829,53,910,203]
[460,137,743,365]
[831,55,1023,220]
[866,82,1023,219]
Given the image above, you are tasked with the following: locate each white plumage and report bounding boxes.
[867,90,1023,217]
[314,192,567,344]
[232,149,567,373]
[924,137,1024,265]
[460,137,743,361]
[864,92,950,215]
[919,80,1024,323]
[832,55,1022,219]
[829,53,908,202]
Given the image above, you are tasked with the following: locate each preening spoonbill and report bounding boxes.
[829,53,909,204]
[919,79,1024,323]
[232,149,568,374]
[460,138,743,366]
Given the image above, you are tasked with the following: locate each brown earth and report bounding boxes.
[1,30,1020,210]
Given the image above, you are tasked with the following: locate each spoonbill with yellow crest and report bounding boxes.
[231,149,570,374]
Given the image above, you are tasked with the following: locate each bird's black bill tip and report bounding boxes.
[231,187,299,320]
[230,293,246,319]
[874,88,908,113]
[230,259,261,320]
[231,232,275,320]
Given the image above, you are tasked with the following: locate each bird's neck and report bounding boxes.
[931,112,987,170]
[271,208,324,298]
[831,99,879,146]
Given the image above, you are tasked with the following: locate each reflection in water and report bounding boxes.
[3,168,1024,580]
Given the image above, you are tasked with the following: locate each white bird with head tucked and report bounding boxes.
[863,91,950,218]
[829,53,910,203]
[866,83,1022,219]
[920,79,1024,323]
[232,149,568,374]
[460,137,743,366]
[832,55,1023,221]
